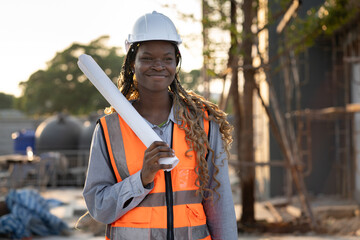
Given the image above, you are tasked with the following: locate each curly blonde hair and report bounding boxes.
[105,43,233,200]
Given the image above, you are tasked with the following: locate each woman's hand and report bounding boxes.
[141,141,174,186]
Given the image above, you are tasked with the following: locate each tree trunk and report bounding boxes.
[229,1,241,205]
[202,0,210,100]
[240,0,256,224]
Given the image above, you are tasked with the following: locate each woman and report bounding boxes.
[83,11,238,240]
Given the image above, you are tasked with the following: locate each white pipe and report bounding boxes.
[77,54,178,170]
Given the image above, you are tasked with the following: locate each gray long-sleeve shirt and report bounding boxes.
[82,107,238,239]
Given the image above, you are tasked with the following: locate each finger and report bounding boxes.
[159,164,173,169]
[149,161,161,172]
[147,141,169,152]
[153,151,175,160]
[145,146,174,162]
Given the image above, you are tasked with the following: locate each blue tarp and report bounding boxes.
[0,189,69,239]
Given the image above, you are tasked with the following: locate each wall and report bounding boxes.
[352,63,360,203]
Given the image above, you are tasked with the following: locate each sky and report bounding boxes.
[0,0,203,97]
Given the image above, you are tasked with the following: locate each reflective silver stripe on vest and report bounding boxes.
[109,224,210,240]
[138,190,202,207]
[103,113,130,180]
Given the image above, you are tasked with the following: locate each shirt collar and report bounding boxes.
[130,99,177,128]
[168,104,176,124]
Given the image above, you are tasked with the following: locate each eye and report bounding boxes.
[164,57,174,63]
[141,57,153,61]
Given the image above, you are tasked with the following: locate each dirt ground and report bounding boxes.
[1,187,360,239]
[235,195,360,238]
[62,188,360,238]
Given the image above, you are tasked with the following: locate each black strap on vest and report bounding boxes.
[166,121,175,240]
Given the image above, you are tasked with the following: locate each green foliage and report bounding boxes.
[283,0,358,54]
[17,36,124,116]
[202,0,235,75]
[203,0,231,30]
[0,92,14,109]
[179,69,201,93]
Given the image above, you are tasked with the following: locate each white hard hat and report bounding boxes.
[125,11,182,52]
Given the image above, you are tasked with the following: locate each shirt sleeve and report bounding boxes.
[203,121,238,240]
[82,124,153,224]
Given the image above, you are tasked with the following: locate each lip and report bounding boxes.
[146,74,168,78]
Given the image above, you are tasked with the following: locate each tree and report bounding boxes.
[0,92,14,109]
[196,0,359,230]
[282,0,359,54]
[239,0,257,224]
[198,0,256,224]
[18,36,124,116]
[200,0,258,224]
[179,69,202,92]
[18,35,201,116]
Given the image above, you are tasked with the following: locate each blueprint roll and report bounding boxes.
[77,54,179,170]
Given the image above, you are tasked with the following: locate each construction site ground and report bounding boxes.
[23,187,360,240]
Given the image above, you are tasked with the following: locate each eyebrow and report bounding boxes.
[141,51,174,56]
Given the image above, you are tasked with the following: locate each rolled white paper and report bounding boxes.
[77,54,179,170]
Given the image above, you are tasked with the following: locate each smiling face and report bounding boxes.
[133,41,177,94]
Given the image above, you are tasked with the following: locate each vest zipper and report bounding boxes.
[165,171,174,240]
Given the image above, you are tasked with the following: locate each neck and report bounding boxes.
[134,91,172,125]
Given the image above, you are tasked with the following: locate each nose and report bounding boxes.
[151,59,165,70]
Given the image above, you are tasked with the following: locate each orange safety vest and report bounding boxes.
[99,113,212,240]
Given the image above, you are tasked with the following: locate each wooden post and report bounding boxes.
[257,82,317,229]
